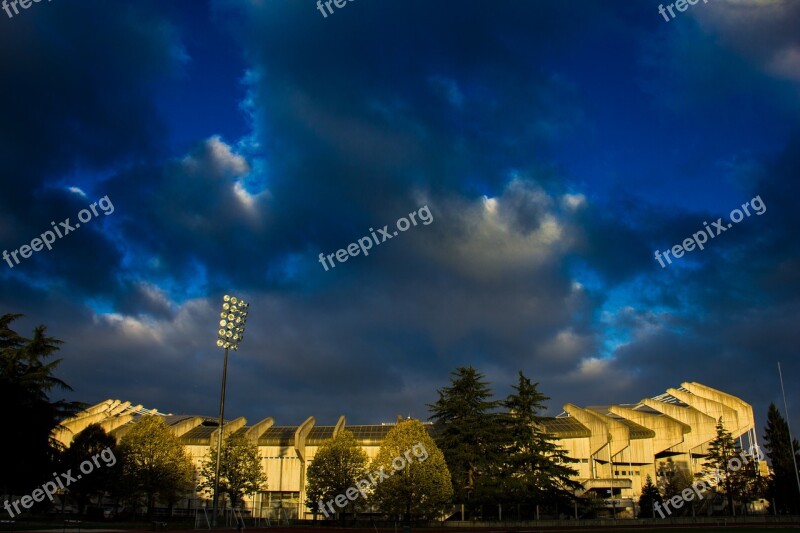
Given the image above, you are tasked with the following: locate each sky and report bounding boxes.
[1,0,799,438]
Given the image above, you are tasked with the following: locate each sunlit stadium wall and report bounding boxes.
[55,381,763,519]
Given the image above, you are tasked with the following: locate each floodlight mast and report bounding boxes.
[211,294,248,528]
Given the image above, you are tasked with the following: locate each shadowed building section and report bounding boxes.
[55,382,763,519]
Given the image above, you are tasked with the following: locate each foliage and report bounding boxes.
[427,367,504,515]
[305,429,369,518]
[763,403,800,514]
[701,418,762,516]
[198,431,267,509]
[118,415,195,515]
[498,371,581,514]
[60,424,118,514]
[656,458,695,515]
[0,313,82,495]
[729,451,766,514]
[637,475,663,518]
[369,419,453,521]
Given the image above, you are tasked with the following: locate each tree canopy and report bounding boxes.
[61,423,119,514]
[701,418,763,516]
[369,419,453,521]
[118,415,195,516]
[0,313,81,495]
[763,403,800,514]
[198,431,267,509]
[305,429,369,519]
[428,367,504,514]
[499,371,580,515]
[638,475,662,518]
[428,367,582,519]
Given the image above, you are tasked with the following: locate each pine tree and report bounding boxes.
[702,418,739,515]
[638,475,662,518]
[0,314,82,495]
[763,403,800,514]
[427,367,504,517]
[500,371,581,516]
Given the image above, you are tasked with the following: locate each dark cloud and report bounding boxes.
[1,0,798,434]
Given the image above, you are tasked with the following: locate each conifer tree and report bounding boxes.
[0,314,81,495]
[702,419,739,515]
[763,403,800,514]
[637,475,662,518]
[428,367,503,517]
[500,371,580,516]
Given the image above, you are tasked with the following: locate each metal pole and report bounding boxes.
[778,362,800,503]
[608,441,616,519]
[212,346,230,528]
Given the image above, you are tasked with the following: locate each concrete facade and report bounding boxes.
[54,382,763,519]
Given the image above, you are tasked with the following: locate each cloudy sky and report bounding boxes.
[1,0,799,435]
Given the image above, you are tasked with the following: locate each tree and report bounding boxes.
[638,475,662,518]
[61,424,119,514]
[427,367,503,517]
[728,452,766,515]
[499,371,581,517]
[763,403,800,514]
[198,432,267,509]
[369,419,453,521]
[0,313,82,496]
[656,458,694,516]
[118,415,195,516]
[702,418,739,515]
[305,430,369,520]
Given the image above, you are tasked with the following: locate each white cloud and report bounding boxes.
[562,193,586,211]
[181,135,250,178]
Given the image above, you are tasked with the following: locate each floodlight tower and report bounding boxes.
[211,294,249,527]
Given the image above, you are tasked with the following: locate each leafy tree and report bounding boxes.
[369,419,453,521]
[305,430,369,520]
[702,418,740,515]
[198,431,267,509]
[499,371,581,516]
[638,475,662,518]
[763,403,800,514]
[118,415,195,516]
[0,313,82,495]
[427,367,503,517]
[61,424,119,514]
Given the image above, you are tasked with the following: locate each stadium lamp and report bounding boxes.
[212,294,249,527]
